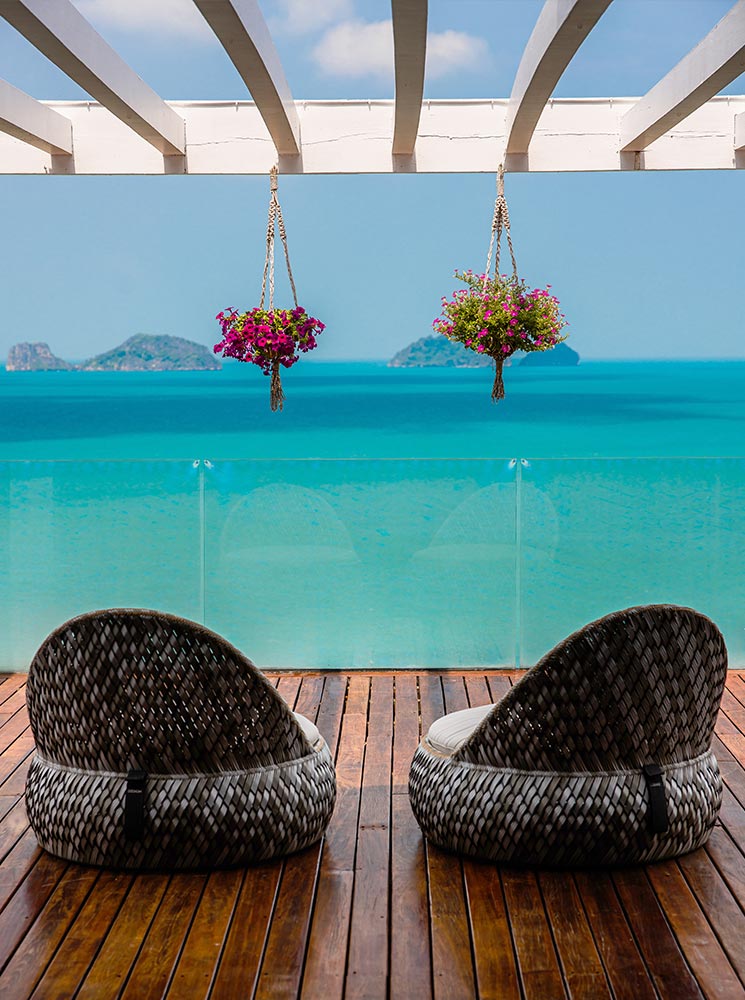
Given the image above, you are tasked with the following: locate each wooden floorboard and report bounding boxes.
[0,671,744,999]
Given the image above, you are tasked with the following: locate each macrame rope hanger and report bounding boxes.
[260,164,298,411]
[483,163,518,402]
[484,163,518,285]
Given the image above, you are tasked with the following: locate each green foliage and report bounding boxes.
[434,270,568,361]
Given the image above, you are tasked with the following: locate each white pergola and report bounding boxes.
[0,0,744,174]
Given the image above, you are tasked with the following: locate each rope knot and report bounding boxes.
[270,164,279,192]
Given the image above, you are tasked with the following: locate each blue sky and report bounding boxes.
[0,0,743,362]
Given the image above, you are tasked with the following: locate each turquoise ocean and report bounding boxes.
[1,360,744,669]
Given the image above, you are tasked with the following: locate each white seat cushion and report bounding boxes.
[294,711,322,748]
[425,703,496,755]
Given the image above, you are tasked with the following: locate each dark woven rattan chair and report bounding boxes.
[409,605,728,866]
[25,609,336,870]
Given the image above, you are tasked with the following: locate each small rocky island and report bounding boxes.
[6,342,73,371]
[6,335,221,372]
[388,336,579,368]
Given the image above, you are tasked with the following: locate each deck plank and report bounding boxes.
[428,678,476,999]
[538,870,611,999]
[346,675,393,1000]
[77,872,171,998]
[0,829,42,913]
[0,687,28,723]
[0,734,34,795]
[676,846,745,986]
[0,863,99,999]
[502,868,567,1000]
[0,670,744,999]
[0,709,30,757]
[573,869,655,1000]
[463,861,521,999]
[428,844,477,1000]
[0,853,67,972]
[301,675,367,998]
[706,825,745,911]
[612,867,703,999]
[390,675,432,1000]
[255,676,346,1000]
[29,870,132,1000]
[121,874,208,1000]
[646,860,744,999]
[0,676,27,708]
[166,868,243,999]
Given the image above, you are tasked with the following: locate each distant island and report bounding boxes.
[388,336,579,368]
[6,335,221,372]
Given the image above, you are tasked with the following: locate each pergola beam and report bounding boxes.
[391,0,428,156]
[621,0,745,152]
[2,97,743,175]
[735,111,745,151]
[0,77,72,153]
[505,0,612,156]
[193,0,300,156]
[0,0,185,155]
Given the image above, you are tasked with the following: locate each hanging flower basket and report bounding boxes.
[213,166,325,411]
[433,165,568,402]
[214,306,324,412]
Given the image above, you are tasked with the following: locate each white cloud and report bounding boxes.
[73,0,212,42]
[426,30,488,81]
[312,19,487,81]
[312,19,393,79]
[270,0,354,36]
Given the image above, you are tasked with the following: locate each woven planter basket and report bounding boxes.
[409,605,727,866]
[25,609,336,870]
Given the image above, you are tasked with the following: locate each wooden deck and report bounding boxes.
[1,670,745,1000]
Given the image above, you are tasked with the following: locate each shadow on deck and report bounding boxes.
[1,670,744,999]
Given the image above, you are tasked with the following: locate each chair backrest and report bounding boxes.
[455,605,728,770]
[26,609,311,774]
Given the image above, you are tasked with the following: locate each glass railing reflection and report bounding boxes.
[0,457,742,671]
[0,460,202,669]
[204,459,515,668]
[520,457,745,667]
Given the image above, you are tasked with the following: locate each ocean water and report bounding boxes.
[1,360,744,669]
[2,359,745,460]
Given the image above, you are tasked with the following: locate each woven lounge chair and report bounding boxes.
[409,605,727,866]
[25,609,336,869]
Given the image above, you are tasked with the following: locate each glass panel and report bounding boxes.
[519,458,745,666]
[0,461,202,670]
[204,459,517,669]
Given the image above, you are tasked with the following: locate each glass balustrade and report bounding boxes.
[1,457,742,670]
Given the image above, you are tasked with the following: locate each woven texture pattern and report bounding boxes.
[409,605,728,865]
[25,609,336,869]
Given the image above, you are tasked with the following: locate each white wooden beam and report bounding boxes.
[192,0,300,156]
[505,0,612,156]
[735,111,745,150]
[621,0,745,152]
[0,97,744,175]
[0,77,71,153]
[391,0,427,156]
[0,0,185,155]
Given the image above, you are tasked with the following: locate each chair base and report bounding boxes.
[408,745,722,866]
[26,744,336,869]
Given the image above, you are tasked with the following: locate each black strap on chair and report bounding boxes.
[643,763,669,833]
[124,770,147,840]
